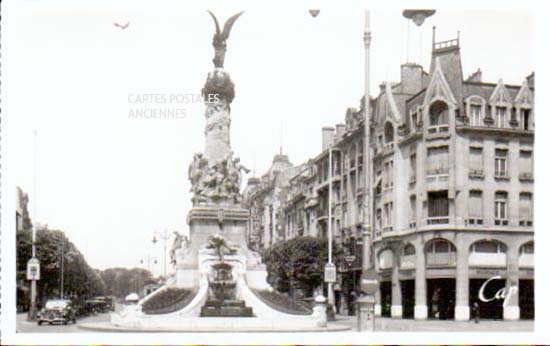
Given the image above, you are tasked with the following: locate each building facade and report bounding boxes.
[242,153,303,251]
[246,32,534,321]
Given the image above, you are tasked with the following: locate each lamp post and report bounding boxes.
[27,130,39,321]
[327,144,335,309]
[59,234,65,299]
[357,9,379,332]
[152,230,170,279]
[139,256,157,295]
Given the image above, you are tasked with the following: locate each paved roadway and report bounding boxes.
[17,311,533,333]
[16,312,111,333]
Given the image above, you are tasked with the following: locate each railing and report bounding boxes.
[494,171,509,179]
[426,252,457,266]
[434,39,459,50]
[468,218,483,226]
[519,220,533,227]
[519,172,534,181]
[382,226,393,233]
[428,125,449,134]
[426,167,449,176]
[427,216,449,225]
[495,219,509,226]
[469,169,484,178]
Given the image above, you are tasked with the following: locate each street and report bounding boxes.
[16,312,110,333]
[16,311,533,333]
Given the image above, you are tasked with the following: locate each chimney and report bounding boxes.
[335,123,346,140]
[400,63,424,94]
[322,126,335,151]
[466,69,482,83]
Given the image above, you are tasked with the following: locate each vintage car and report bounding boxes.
[95,296,115,311]
[37,299,77,325]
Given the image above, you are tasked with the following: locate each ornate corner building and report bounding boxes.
[244,32,534,321]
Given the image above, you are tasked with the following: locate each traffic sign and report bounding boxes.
[324,263,337,283]
[27,257,40,281]
[360,268,379,295]
[344,255,356,263]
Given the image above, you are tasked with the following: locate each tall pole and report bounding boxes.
[153,230,169,279]
[327,144,335,308]
[362,10,373,273]
[163,238,167,278]
[29,130,38,320]
[60,235,64,299]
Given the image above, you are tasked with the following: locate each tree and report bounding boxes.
[16,228,106,306]
[100,267,153,298]
[262,236,342,297]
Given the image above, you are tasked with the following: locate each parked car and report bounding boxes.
[37,299,76,325]
[84,299,109,314]
[95,296,115,311]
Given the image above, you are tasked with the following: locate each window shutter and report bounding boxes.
[520,193,532,220]
[469,191,483,218]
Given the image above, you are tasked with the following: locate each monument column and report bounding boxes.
[504,244,520,320]
[414,242,427,320]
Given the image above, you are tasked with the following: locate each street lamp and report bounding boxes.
[152,230,170,279]
[59,234,65,299]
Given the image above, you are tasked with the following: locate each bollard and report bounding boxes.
[313,295,327,327]
[357,294,376,332]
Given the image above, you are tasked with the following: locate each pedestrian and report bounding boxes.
[472,301,480,323]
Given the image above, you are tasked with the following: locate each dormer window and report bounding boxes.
[521,109,531,131]
[495,106,507,128]
[470,105,482,126]
[409,105,422,132]
[384,122,395,150]
[465,95,486,127]
[428,101,449,134]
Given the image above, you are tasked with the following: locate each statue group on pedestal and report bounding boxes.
[189,151,250,205]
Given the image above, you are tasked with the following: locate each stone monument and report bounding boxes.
[107,12,338,331]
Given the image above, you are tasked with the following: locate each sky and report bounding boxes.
[3,1,535,275]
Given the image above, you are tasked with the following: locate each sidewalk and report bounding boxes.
[330,314,534,332]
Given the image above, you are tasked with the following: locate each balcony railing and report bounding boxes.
[495,219,509,226]
[427,216,449,225]
[519,172,534,181]
[426,252,457,267]
[426,167,449,176]
[428,125,449,134]
[469,169,485,178]
[519,220,533,227]
[468,218,483,226]
[382,226,393,233]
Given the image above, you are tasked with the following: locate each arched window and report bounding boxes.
[520,241,534,255]
[429,101,449,125]
[470,240,507,253]
[426,239,456,253]
[402,243,416,256]
[519,241,534,268]
[378,249,394,269]
[469,240,507,267]
[400,243,416,269]
[426,239,457,266]
[428,101,449,133]
[384,122,394,145]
